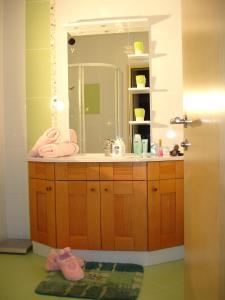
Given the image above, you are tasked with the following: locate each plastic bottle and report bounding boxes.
[142,139,148,155]
[112,137,126,156]
[133,134,142,154]
[158,139,164,157]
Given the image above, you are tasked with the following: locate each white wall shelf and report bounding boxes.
[128,53,149,63]
[128,87,150,94]
[129,120,151,125]
[129,120,167,128]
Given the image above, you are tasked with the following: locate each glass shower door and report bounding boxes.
[69,63,123,153]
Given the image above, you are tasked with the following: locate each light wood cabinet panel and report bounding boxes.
[100,163,114,180]
[175,160,184,178]
[147,161,184,180]
[101,181,148,251]
[100,162,146,180]
[56,180,101,249]
[148,179,184,250]
[147,162,160,180]
[29,178,56,247]
[29,162,54,180]
[133,163,147,180]
[55,163,99,180]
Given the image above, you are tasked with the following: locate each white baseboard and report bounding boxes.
[32,242,184,266]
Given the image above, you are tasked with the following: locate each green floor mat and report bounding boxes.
[35,261,144,299]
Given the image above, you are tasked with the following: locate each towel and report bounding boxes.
[29,128,60,157]
[38,142,79,158]
[69,129,78,144]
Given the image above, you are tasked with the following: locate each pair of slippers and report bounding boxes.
[45,247,84,281]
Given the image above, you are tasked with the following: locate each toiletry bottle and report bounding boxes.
[142,139,148,155]
[158,139,163,157]
[133,134,142,154]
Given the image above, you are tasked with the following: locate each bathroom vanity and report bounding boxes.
[28,155,184,255]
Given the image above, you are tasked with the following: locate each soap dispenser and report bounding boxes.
[112,137,125,156]
[133,134,142,154]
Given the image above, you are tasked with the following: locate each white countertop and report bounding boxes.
[27,153,184,163]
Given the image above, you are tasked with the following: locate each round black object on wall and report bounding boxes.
[68,37,76,45]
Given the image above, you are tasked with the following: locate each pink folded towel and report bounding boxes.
[69,129,78,144]
[29,128,60,157]
[38,142,79,158]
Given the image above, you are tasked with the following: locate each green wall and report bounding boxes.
[26,0,51,150]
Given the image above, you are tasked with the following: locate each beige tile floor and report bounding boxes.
[0,252,184,300]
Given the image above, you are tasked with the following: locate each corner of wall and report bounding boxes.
[0,0,6,241]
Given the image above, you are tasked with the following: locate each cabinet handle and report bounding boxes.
[152,187,158,192]
[104,188,108,192]
[90,188,95,192]
[48,187,52,191]
[46,187,49,191]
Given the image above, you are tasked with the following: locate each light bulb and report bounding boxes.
[166,128,176,139]
[51,96,65,111]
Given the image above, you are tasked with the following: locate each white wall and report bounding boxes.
[55,0,183,150]
[0,0,6,241]
[3,0,29,238]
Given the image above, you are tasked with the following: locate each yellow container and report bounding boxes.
[134,41,144,54]
[134,108,145,121]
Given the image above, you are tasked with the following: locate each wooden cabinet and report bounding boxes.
[28,162,56,247]
[55,180,101,249]
[54,162,147,251]
[101,180,147,251]
[147,161,184,250]
[28,160,183,251]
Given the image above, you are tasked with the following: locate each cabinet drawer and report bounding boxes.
[28,162,55,180]
[55,163,99,180]
[148,161,184,180]
[100,162,147,180]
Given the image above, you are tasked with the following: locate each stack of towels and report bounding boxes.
[29,128,79,158]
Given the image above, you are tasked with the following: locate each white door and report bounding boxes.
[181,0,225,299]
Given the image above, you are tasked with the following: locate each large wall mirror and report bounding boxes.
[66,18,150,153]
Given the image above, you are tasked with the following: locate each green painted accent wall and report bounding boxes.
[25,0,51,150]
[84,83,100,114]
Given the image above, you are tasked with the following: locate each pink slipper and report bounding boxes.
[57,249,84,281]
[45,249,58,271]
[45,248,84,272]
[63,247,85,267]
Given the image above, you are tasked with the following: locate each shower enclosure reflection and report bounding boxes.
[69,63,123,153]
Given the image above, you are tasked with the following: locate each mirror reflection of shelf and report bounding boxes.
[128,87,150,94]
[128,53,149,63]
[129,120,151,125]
[129,120,167,127]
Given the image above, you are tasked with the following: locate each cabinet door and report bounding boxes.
[101,181,147,251]
[29,179,56,247]
[148,179,184,250]
[56,181,101,250]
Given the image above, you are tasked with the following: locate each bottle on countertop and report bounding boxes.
[158,139,163,157]
[133,134,142,154]
[111,137,126,156]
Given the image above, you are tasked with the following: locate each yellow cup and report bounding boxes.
[134,41,144,54]
[136,75,146,88]
[134,108,145,121]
